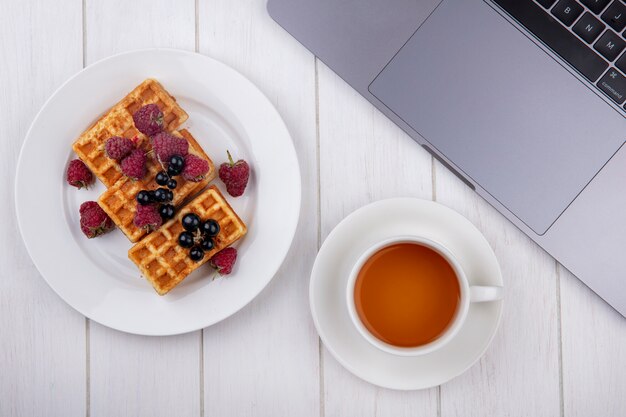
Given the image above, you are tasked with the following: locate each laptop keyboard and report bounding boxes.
[493,0,626,110]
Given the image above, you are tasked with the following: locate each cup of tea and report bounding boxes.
[346,235,503,356]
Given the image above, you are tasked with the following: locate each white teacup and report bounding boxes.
[346,235,503,356]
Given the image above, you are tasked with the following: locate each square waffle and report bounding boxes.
[98,129,216,243]
[128,186,247,295]
[72,79,188,187]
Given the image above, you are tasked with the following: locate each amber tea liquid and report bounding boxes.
[354,243,461,347]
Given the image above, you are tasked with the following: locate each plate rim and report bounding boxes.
[309,197,503,390]
[15,48,302,336]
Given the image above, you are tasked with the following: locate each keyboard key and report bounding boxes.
[536,0,557,8]
[552,0,584,26]
[597,67,626,103]
[573,12,606,43]
[594,30,626,60]
[601,1,626,32]
[581,0,611,14]
[615,51,626,73]
[493,0,608,81]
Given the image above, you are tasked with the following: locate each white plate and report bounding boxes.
[310,198,503,390]
[15,49,301,336]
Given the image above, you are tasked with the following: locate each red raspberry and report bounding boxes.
[182,154,210,182]
[209,247,238,275]
[132,104,164,136]
[133,203,162,232]
[79,201,99,215]
[66,159,94,189]
[79,201,113,238]
[105,136,134,160]
[151,132,189,165]
[218,151,250,197]
[120,149,147,180]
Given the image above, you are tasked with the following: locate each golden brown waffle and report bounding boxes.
[98,129,216,243]
[128,186,247,295]
[72,79,188,187]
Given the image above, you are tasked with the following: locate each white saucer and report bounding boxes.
[15,49,301,336]
[309,198,503,390]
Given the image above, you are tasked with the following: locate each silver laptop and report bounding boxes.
[268,0,626,317]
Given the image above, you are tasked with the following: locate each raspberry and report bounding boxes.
[79,201,113,238]
[132,104,164,136]
[105,136,134,160]
[66,159,94,189]
[133,203,162,232]
[152,132,189,165]
[218,151,250,197]
[182,154,209,182]
[79,201,99,215]
[120,149,147,180]
[209,247,238,275]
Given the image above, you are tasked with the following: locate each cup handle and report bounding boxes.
[469,285,503,302]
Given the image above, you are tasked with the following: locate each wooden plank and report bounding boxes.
[0,0,86,416]
[197,1,321,416]
[317,61,437,417]
[560,266,626,417]
[84,1,200,416]
[84,0,196,63]
[89,323,201,417]
[435,165,561,417]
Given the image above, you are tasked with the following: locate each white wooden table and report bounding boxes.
[1,1,624,416]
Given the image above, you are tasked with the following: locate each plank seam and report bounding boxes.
[85,319,90,417]
[82,0,86,67]
[200,331,205,417]
[556,263,565,417]
[437,385,441,417]
[194,0,199,53]
[431,156,437,201]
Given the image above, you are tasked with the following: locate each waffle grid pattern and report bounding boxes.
[128,186,247,295]
[72,79,188,187]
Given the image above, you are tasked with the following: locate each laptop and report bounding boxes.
[268,0,626,317]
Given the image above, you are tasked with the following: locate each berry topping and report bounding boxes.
[166,178,177,189]
[169,155,185,171]
[79,201,113,238]
[178,231,194,248]
[167,165,180,177]
[201,238,214,251]
[209,247,238,275]
[151,132,188,165]
[159,204,175,221]
[155,171,169,186]
[133,203,162,232]
[182,213,201,232]
[120,149,147,180]
[189,246,205,262]
[104,136,134,161]
[79,201,99,215]
[182,154,210,182]
[136,190,153,206]
[66,159,94,189]
[218,151,249,197]
[132,104,164,136]
[153,188,170,203]
[201,219,220,237]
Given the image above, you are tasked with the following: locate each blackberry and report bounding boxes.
[189,246,204,262]
[182,213,201,232]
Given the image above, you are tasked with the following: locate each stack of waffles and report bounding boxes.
[129,186,247,295]
[72,79,247,294]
